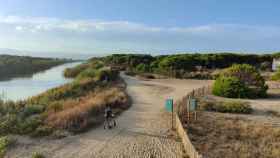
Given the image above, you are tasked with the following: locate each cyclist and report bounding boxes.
[104,105,113,121]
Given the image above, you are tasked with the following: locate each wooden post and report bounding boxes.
[172,101,174,130]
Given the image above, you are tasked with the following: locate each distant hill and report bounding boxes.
[0,48,95,60]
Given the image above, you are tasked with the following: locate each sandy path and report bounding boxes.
[6,74,210,158]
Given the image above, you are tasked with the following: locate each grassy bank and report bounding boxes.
[0,55,70,80]
[0,59,129,138]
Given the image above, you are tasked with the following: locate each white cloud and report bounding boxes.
[15,26,24,31]
[0,15,280,54]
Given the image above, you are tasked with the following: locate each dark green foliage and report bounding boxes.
[22,105,45,117]
[0,55,69,80]
[260,61,272,71]
[102,53,273,79]
[212,76,248,98]
[64,63,89,78]
[200,100,252,114]
[0,104,44,136]
[17,116,42,135]
[104,54,154,70]
[31,126,53,137]
[31,152,45,158]
[135,63,150,72]
[271,66,280,81]
[213,64,268,98]
[64,61,103,78]
[0,114,18,135]
[0,136,14,158]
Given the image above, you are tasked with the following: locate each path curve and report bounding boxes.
[6,74,211,158]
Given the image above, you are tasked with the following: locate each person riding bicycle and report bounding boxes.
[104,105,113,120]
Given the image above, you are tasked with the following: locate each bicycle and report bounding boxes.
[104,114,117,129]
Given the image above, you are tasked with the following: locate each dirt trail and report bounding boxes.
[6,74,210,158]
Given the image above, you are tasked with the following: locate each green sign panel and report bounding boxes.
[189,99,197,112]
[165,99,173,112]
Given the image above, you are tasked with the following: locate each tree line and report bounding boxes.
[100,53,275,78]
[0,55,70,80]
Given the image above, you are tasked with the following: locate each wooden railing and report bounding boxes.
[175,86,212,118]
[174,85,212,158]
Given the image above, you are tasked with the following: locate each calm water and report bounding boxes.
[0,62,82,101]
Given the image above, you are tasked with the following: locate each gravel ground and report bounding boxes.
[6,74,211,158]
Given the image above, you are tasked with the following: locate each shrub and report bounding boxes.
[0,114,18,135]
[31,126,53,137]
[76,68,98,80]
[95,69,119,82]
[260,61,272,71]
[31,152,45,158]
[200,100,252,114]
[135,64,150,73]
[212,76,248,98]
[271,66,280,81]
[64,63,89,78]
[17,116,42,135]
[45,88,128,131]
[0,136,14,158]
[124,71,136,76]
[22,105,45,117]
[47,102,63,113]
[213,64,268,98]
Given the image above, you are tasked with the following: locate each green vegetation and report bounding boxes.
[0,136,14,158]
[31,152,45,158]
[200,100,252,114]
[271,66,280,81]
[0,59,128,136]
[0,55,70,80]
[212,76,248,98]
[212,64,268,98]
[101,53,273,79]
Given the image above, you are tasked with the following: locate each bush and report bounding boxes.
[95,69,119,82]
[271,66,280,81]
[31,152,45,158]
[135,64,150,73]
[200,100,252,114]
[64,63,89,78]
[0,136,14,158]
[31,126,53,137]
[76,68,98,80]
[212,76,248,98]
[124,71,136,76]
[22,105,45,117]
[0,114,18,135]
[17,116,42,135]
[213,64,268,98]
[45,88,128,132]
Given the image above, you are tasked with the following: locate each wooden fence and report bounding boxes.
[174,86,212,118]
[174,85,212,158]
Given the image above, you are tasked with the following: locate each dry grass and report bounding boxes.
[187,112,280,158]
[45,87,129,131]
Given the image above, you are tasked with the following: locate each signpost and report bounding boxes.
[187,98,198,121]
[165,98,174,129]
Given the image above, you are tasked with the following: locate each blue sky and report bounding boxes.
[0,0,280,56]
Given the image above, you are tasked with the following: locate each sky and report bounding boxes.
[0,0,280,57]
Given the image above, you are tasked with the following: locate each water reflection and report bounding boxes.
[0,62,82,101]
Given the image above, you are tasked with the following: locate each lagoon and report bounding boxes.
[0,62,81,101]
